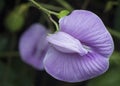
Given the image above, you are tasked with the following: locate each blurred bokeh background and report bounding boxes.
[0,0,120,86]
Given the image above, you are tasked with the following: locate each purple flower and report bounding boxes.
[19,10,114,82]
[19,23,48,70]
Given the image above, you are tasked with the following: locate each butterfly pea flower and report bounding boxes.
[19,10,114,82]
[19,23,49,70]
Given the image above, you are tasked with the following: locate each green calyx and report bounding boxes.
[30,0,71,32]
[58,10,70,19]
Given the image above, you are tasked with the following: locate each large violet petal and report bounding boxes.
[44,47,109,82]
[59,10,114,57]
[19,23,48,70]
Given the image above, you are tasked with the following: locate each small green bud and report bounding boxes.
[4,3,29,32]
[5,12,24,32]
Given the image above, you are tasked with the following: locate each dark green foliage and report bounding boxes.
[0,59,35,86]
[114,0,120,32]
[0,0,120,86]
[87,65,120,86]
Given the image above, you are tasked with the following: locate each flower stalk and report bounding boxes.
[30,0,59,31]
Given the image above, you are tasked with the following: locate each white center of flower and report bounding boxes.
[47,31,88,56]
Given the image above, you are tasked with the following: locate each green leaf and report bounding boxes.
[0,61,16,86]
[0,0,4,12]
[110,51,120,65]
[114,1,120,32]
[87,66,120,86]
[107,27,120,39]
[0,59,35,86]
[10,58,35,86]
[58,10,70,19]
[104,1,118,12]
[0,35,10,52]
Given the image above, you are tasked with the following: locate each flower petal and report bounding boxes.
[47,31,88,56]
[44,47,109,82]
[59,10,114,57]
[19,23,48,70]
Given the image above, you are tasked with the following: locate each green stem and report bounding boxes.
[30,0,59,31]
[18,3,31,15]
[48,14,59,31]
[0,51,19,58]
[30,0,59,16]
[81,0,90,9]
[40,3,64,11]
[107,27,120,39]
[56,0,73,11]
